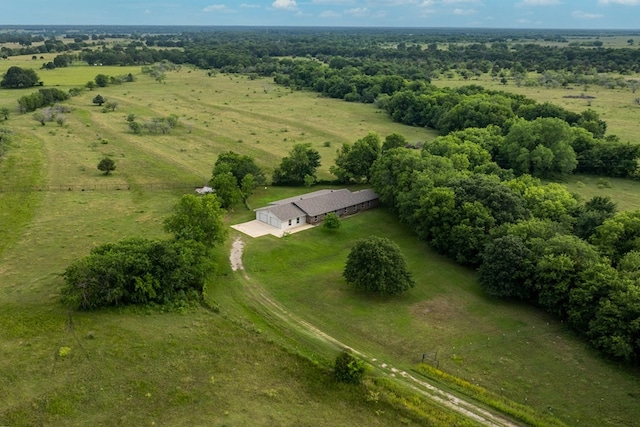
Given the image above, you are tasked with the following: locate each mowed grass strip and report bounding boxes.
[243,206,640,426]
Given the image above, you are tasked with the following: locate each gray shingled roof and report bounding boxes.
[256,188,378,220]
[255,203,306,221]
[268,189,335,206]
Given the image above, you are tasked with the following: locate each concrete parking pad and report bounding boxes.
[231,220,315,238]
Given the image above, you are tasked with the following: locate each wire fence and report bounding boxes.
[0,181,206,193]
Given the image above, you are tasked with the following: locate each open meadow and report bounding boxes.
[1,57,640,426]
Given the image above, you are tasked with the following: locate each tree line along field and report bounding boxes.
[2,45,640,425]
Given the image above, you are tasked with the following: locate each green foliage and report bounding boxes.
[0,107,10,121]
[1,66,40,88]
[272,143,321,186]
[163,194,227,249]
[97,157,116,175]
[330,132,381,183]
[94,74,109,87]
[209,167,241,209]
[381,133,407,152]
[333,350,366,384]
[343,235,415,295]
[478,234,535,299]
[17,88,69,113]
[92,94,105,106]
[323,212,341,230]
[591,210,640,264]
[213,151,266,187]
[61,238,209,310]
[501,117,577,177]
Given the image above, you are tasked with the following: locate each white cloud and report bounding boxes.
[442,0,482,3]
[517,0,562,5]
[453,7,476,14]
[319,10,341,17]
[203,4,227,12]
[313,0,354,3]
[420,0,435,5]
[366,0,417,5]
[345,7,370,16]
[598,0,640,4]
[272,0,297,9]
[572,10,604,19]
[240,3,261,8]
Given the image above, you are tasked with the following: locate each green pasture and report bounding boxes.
[241,208,640,426]
[1,60,640,425]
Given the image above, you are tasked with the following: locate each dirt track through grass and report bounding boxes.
[230,237,521,427]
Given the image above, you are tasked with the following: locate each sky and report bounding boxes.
[1,0,640,29]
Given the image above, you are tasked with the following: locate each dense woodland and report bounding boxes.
[2,26,640,364]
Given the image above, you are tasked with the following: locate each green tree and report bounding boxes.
[272,143,321,186]
[209,165,241,209]
[213,151,265,187]
[330,132,381,183]
[0,107,9,121]
[92,94,105,106]
[478,234,536,299]
[85,80,96,90]
[591,210,640,264]
[343,235,415,295]
[382,132,407,152]
[1,66,40,88]
[501,117,577,177]
[97,157,116,175]
[323,212,341,230]
[94,74,109,87]
[334,350,366,384]
[61,238,209,310]
[163,194,227,249]
[240,173,256,202]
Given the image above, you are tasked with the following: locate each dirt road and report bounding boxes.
[229,237,521,427]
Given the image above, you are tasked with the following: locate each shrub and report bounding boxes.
[334,350,366,384]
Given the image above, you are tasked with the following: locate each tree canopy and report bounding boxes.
[163,194,227,249]
[97,157,116,175]
[1,66,40,88]
[272,143,321,186]
[343,235,415,295]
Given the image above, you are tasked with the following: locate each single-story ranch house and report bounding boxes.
[254,188,379,231]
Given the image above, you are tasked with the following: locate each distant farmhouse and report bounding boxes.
[255,189,379,231]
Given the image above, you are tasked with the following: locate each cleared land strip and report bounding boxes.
[229,237,522,427]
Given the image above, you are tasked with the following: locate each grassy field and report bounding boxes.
[1,58,640,426]
[240,207,640,427]
[0,60,451,425]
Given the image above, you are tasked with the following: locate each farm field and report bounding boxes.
[1,57,640,426]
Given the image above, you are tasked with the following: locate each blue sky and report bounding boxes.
[2,0,639,29]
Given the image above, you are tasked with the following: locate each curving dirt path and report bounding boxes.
[229,237,521,427]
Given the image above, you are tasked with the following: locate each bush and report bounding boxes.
[334,350,366,384]
[61,238,210,310]
[323,212,341,230]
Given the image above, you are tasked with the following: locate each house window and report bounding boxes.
[296,217,300,224]
[367,201,371,207]
[314,215,318,222]
[361,203,365,208]
[288,219,292,226]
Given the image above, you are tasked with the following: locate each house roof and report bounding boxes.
[256,188,378,220]
[255,202,307,221]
